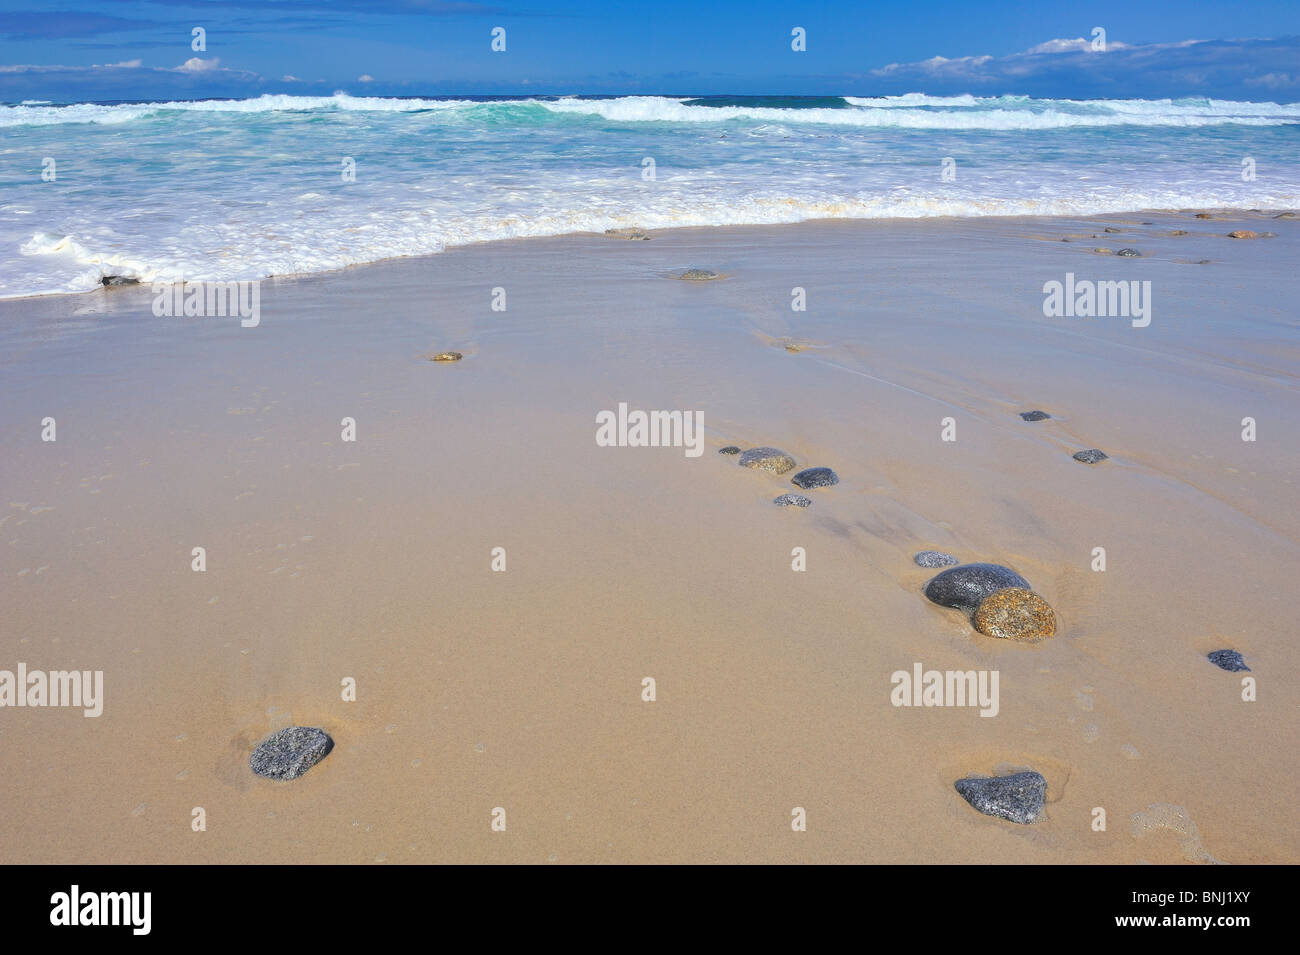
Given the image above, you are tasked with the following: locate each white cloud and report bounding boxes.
[174,57,221,74]
[865,36,1300,98]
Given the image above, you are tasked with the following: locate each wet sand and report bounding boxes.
[1,213,1297,863]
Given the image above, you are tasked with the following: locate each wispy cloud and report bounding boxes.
[869,36,1300,99]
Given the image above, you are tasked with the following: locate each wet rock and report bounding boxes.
[1116,248,1141,257]
[718,446,741,455]
[676,268,720,281]
[1093,247,1112,255]
[1274,212,1297,219]
[1104,227,1122,233]
[1019,410,1051,422]
[924,563,1030,612]
[605,227,649,240]
[1170,230,1188,236]
[773,493,812,508]
[1141,221,1153,225]
[791,467,838,489]
[431,352,463,362]
[973,588,1056,642]
[250,726,333,781]
[1194,213,1213,219]
[1207,649,1250,672]
[913,551,958,568]
[738,447,796,475]
[1072,449,1108,464]
[954,771,1046,824]
[101,275,139,286]
[1227,230,1259,239]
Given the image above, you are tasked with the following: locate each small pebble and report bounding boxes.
[431,352,462,362]
[718,446,741,455]
[1073,449,1108,464]
[773,493,812,508]
[954,771,1046,825]
[250,726,333,780]
[914,550,958,568]
[791,467,838,489]
[1227,230,1259,239]
[1019,410,1051,422]
[1207,649,1250,672]
[1116,248,1140,257]
[1104,227,1121,233]
[677,268,720,281]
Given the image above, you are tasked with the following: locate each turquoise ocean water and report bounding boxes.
[1,92,1297,297]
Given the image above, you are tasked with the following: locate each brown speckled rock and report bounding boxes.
[738,447,796,475]
[973,588,1056,643]
[1227,230,1259,239]
[431,351,463,362]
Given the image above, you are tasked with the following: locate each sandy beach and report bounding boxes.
[1,212,1297,864]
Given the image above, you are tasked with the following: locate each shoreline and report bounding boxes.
[6,206,1299,305]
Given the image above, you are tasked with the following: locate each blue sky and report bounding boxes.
[1,0,1298,101]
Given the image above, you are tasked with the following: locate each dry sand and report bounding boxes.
[1,213,1296,863]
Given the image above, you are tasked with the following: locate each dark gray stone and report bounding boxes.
[718,446,741,455]
[791,467,838,489]
[1104,227,1122,233]
[250,726,333,781]
[1019,410,1051,422]
[101,275,139,286]
[1207,649,1250,672]
[954,772,1046,824]
[914,551,958,568]
[1116,248,1141,257]
[1073,449,1109,464]
[924,563,1030,611]
[774,493,812,508]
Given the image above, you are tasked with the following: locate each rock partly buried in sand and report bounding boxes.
[924,563,1030,612]
[973,587,1056,642]
[1170,230,1188,236]
[1207,649,1250,672]
[676,268,721,281]
[1227,230,1259,239]
[1274,212,1297,219]
[250,726,333,780]
[604,227,649,240]
[1194,213,1213,219]
[718,446,741,455]
[1019,410,1051,422]
[1116,248,1141,257]
[773,493,812,508]
[431,352,463,362]
[1103,227,1122,233]
[1072,448,1108,464]
[913,551,958,568]
[791,467,838,489]
[738,447,796,475]
[954,772,1046,824]
[101,275,139,286]
[1093,247,1113,255]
